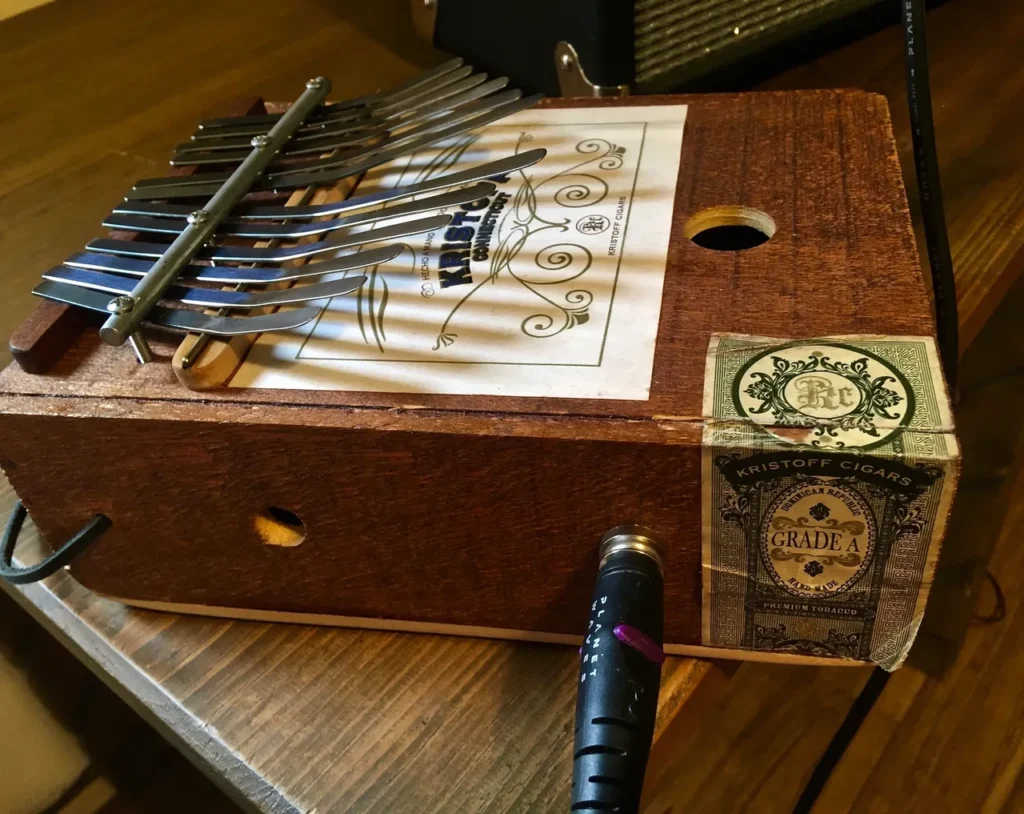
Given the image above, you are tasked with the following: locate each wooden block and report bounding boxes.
[172,183,354,390]
[0,91,959,668]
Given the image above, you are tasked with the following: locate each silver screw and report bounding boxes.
[250,134,271,148]
[106,295,135,314]
[128,333,154,365]
[560,52,574,71]
[187,209,210,225]
[424,0,435,7]
[306,76,328,90]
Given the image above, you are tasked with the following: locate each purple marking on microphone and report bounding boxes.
[613,623,665,666]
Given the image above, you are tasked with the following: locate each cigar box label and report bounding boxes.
[231,104,688,400]
[701,335,958,669]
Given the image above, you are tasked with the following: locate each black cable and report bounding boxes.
[792,667,891,814]
[903,0,959,391]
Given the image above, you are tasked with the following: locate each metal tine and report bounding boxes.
[140,91,531,188]
[171,84,518,169]
[115,149,546,220]
[126,93,542,201]
[175,73,498,167]
[34,280,325,337]
[191,101,375,143]
[104,183,495,239]
[61,245,404,285]
[182,117,381,152]
[194,57,465,132]
[42,267,369,310]
[271,89,525,177]
[174,74,505,158]
[192,61,474,138]
[87,214,452,263]
[186,67,486,146]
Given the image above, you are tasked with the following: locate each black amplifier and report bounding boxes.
[411,0,888,96]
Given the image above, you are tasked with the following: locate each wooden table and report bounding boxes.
[1,0,1022,811]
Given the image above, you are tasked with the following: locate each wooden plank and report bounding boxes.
[0,10,725,808]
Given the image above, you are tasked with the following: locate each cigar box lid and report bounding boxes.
[0,91,942,442]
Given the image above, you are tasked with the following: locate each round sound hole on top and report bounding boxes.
[683,206,776,251]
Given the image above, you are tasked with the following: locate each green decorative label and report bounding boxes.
[702,335,957,669]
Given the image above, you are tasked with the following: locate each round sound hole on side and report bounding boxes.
[683,206,776,251]
[254,506,306,547]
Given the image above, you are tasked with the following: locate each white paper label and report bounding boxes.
[230,104,688,399]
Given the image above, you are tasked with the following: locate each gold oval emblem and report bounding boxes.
[760,483,876,598]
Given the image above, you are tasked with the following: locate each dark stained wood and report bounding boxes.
[0,410,705,645]
[0,5,726,811]
[761,0,1024,674]
[7,298,90,374]
[909,260,1024,673]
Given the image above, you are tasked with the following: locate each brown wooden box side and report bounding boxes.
[0,90,937,428]
[0,407,706,645]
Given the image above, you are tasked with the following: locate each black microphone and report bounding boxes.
[571,526,666,813]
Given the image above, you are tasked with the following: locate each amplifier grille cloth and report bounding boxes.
[634,0,875,85]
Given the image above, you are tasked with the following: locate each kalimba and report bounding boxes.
[0,60,957,670]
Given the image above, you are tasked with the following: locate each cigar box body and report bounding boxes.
[0,92,958,668]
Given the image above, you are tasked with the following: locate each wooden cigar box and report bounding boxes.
[0,91,958,669]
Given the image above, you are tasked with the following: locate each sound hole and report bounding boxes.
[684,206,776,251]
[254,506,306,547]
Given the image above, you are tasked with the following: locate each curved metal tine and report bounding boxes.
[270,89,523,176]
[144,90,530,188]
[105,183,495,239]
[176,75,516,163]
[170,84,518,169]
[187,67,484,143]
[180,117,382,154]
[265,94,542,187]
[193,60,471,136]
[175,74,506,159]
[179,70,487,158]
[61,245,403,285]
[33,280,325,337]
[42,267,369,309]
[117,149,546,220]
[189,104,375,143]
[87,214,451,263]
[128,94,542,201]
